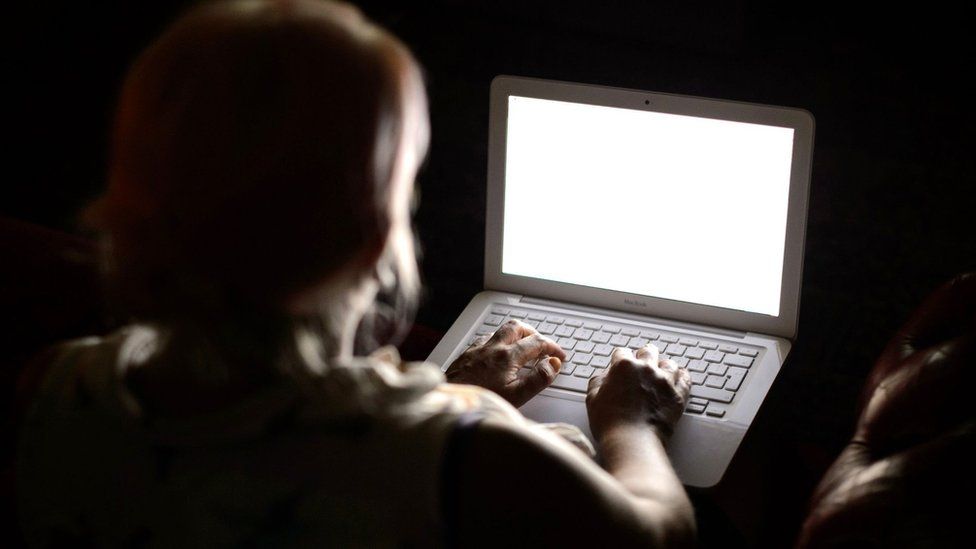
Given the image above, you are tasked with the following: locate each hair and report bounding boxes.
[84,0,429,371]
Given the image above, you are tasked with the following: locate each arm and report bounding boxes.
[447,344,695,548]
[450,418,694,548]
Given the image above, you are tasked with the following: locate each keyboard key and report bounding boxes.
[670,356,689,368]
[491,307,510,315]
[705,375,727,389]
[526,320,540,328]
[572,353,593,366]
[591,355,611,368]
[660,334,679,344]
[610,334,630,347]
[602,325,621,334]
[689,397,709,407]
[665,344,687,356]
[546,315,566,324]
[555,325,575,338]
[726,367,747,391]
[551,374,589,392]
[557,337,576,350]
[573,365,595,378]
[583,321,602,330]
[537,322,557,335]
[565,319,583,328]
[629,337,650,349]
[572,328,594,340]
[593,344,614,356]
[510,310,528,319]
[740,348,759,357]
[690,372,707,385]
[719,344,739,353]
[725,354,753,368]
[688,359,709,372]
[575,341,595,353]
[592,332,612,344]
[707,363,728,376]
[639,330,660,340]
[558,363,576,376]
[476,326,494,335]
[706,407,726,418]
[563,351,575,363]
[686,403,706,414]
[527,312,546,321]
[699,341,718,350]
[679,337,699,346]
[703,350,725,363]
[685,347,705,360]
[484,314,504,326]
[690,385,735,403]
[621,327,640,337]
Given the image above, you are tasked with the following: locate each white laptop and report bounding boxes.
[428,75,814,488]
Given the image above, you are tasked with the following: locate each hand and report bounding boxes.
[855,272,976,451]
[445,319,566,407]
[797,273,976,548]
[586,344,691,443]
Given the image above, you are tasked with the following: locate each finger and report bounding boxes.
[658,357,683,385]
[634,343,659,364]
[882,272,976,362]
[657,356,678,373]
[674,367,692,398]
[468,334,490,348]
[511,356,561,406]
[587,371,605,395]
[488,319,538,345]
[512,333,566,363]
[610,346,635,367]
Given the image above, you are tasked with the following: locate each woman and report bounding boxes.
[16,1,695,546]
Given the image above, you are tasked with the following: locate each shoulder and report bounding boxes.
[17,335,112,409]
[15,327,154,436]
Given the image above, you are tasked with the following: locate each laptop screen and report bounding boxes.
[501,95,795,316]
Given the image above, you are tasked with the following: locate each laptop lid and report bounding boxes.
[484,76,814,339]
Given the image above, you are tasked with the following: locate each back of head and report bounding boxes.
[87,0,428,323]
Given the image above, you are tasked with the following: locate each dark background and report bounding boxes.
[5,1,975,546]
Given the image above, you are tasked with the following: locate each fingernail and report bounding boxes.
[548,357,562,370]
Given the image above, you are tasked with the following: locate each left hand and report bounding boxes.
[445,319,566,407]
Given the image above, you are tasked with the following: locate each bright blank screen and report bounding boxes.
[502,96,795,316]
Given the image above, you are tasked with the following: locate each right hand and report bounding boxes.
[586,344,691,442]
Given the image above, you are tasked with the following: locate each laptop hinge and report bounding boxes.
[519,296,748,339]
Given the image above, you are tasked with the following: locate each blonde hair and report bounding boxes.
[86,0,428,366]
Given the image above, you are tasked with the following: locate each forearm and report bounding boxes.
[598,424,696,546]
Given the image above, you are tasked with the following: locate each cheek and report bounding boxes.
[389,169,415,224]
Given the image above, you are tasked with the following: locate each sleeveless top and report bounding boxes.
[16,326,594,548]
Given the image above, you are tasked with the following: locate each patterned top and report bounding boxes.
[16,326,594,548]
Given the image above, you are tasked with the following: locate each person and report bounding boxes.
[796,273,975,548]
[15,1,695,547]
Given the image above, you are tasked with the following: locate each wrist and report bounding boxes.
[596,420,670,448]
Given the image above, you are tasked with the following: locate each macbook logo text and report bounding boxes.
[625,298,648,307]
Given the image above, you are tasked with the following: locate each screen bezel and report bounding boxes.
[484,76,814,339]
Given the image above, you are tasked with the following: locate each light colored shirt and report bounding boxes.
[17,326,593,547]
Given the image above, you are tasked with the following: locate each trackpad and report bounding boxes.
[519,390,594,440]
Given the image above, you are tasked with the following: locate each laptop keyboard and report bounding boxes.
[467,306,762,419]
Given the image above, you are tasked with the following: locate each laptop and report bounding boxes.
[428,75,814,488]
